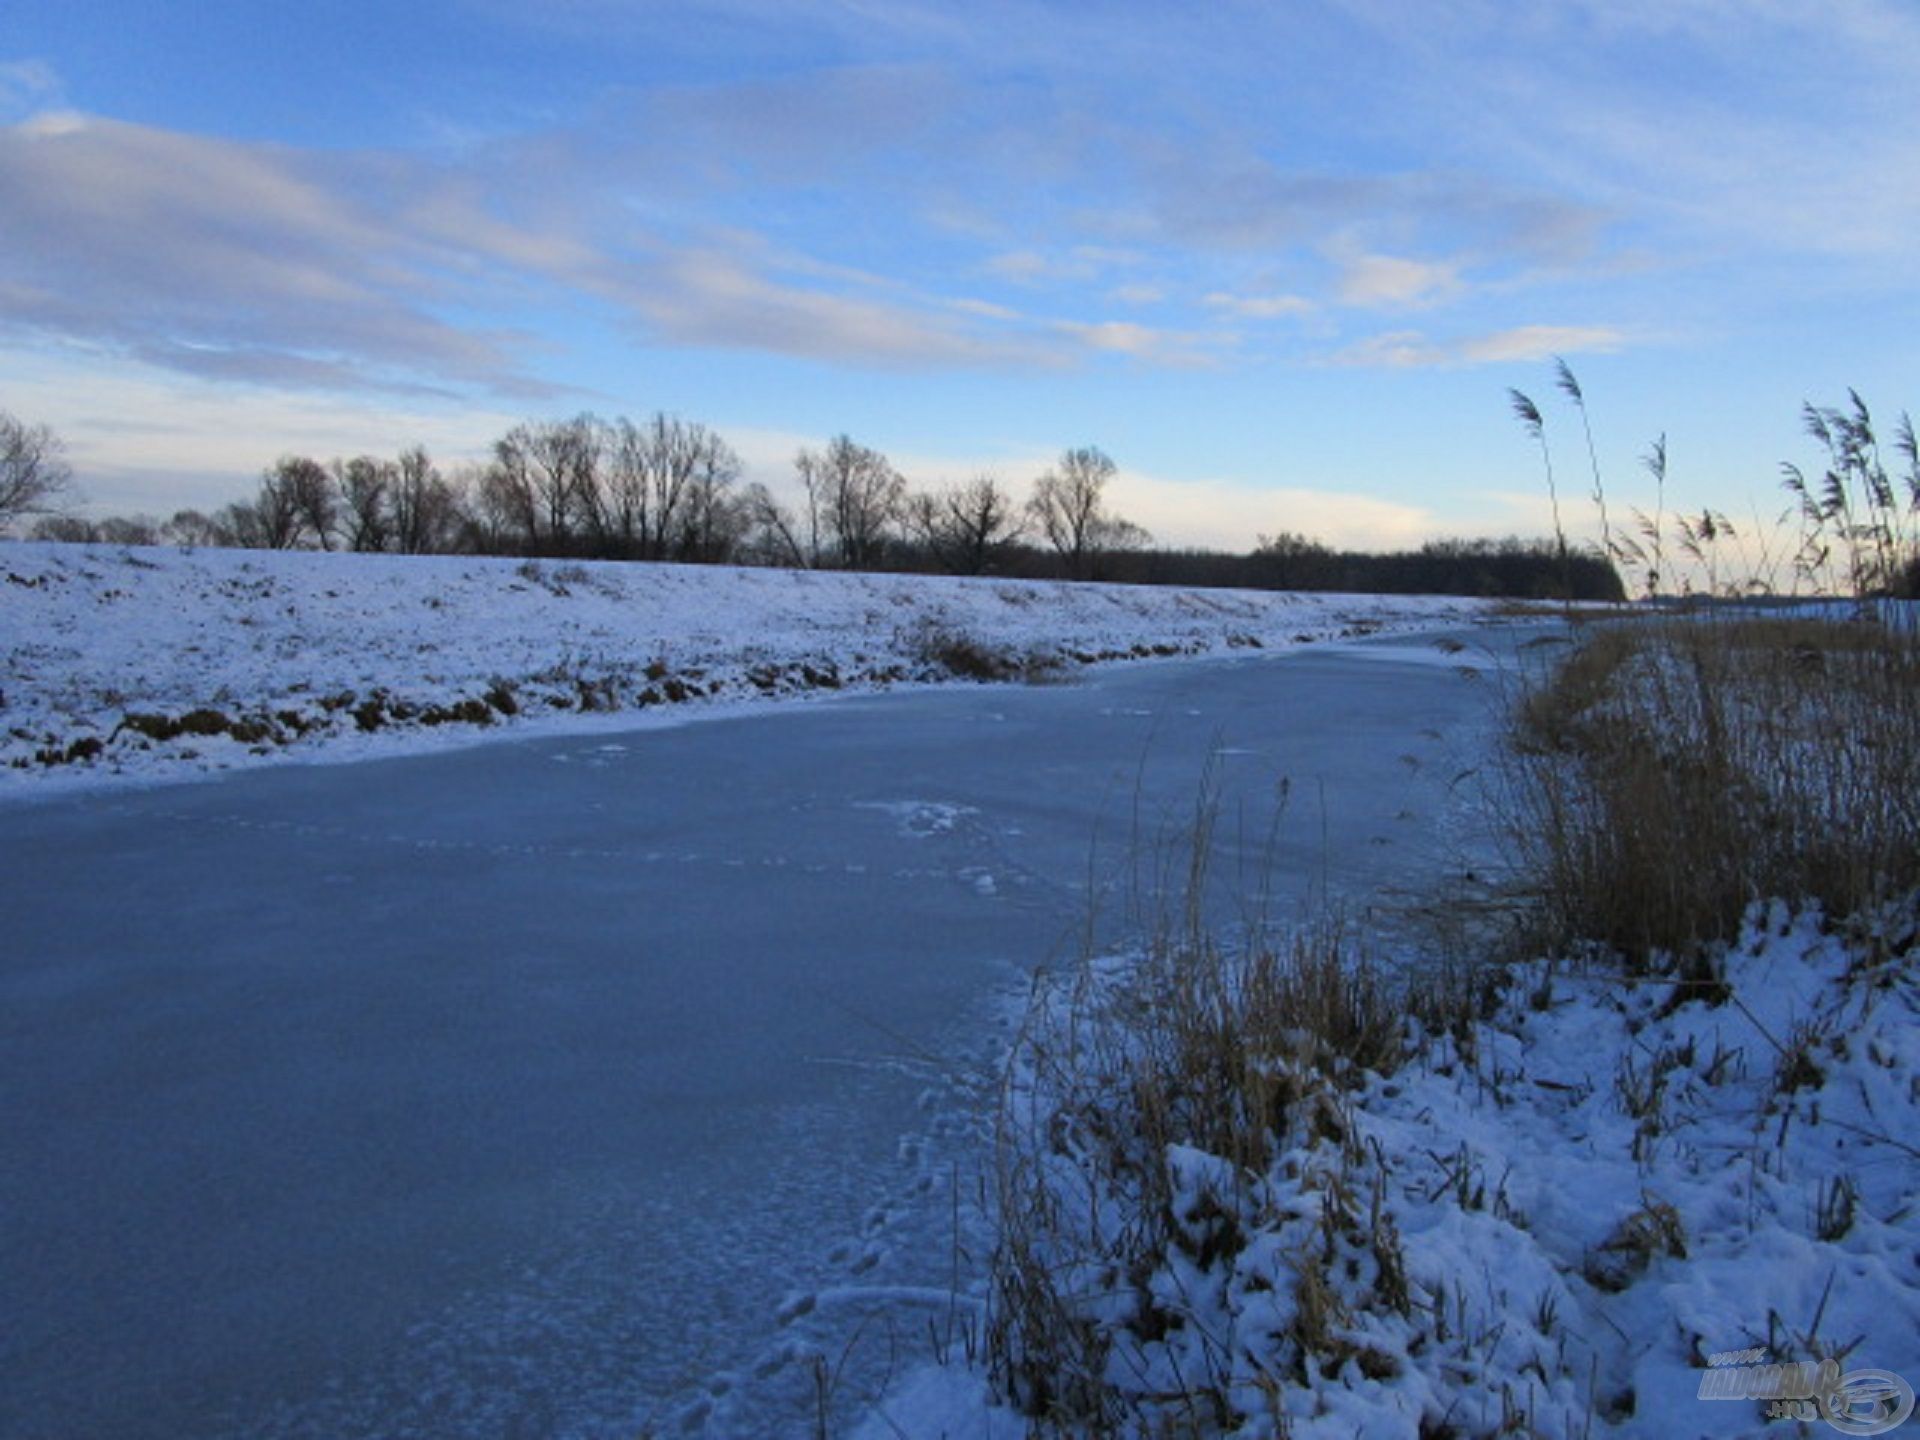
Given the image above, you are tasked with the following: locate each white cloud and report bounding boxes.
[1325,330,1446,369]
[606,248,1052,368]
[981,247,1132,286]
[0,110,1093,391]
[1326,0,1920,261]
[984,250,1055,282]
[1053,319,1223,368]
[0,345,520,513]
[1061,321,1161,356]
[1327,323,1625,369]
[946,296,1023,320]
[0,58,60,120]
[1335,252,1464,309]
[0,113,546,393]
[1108,470,1439,553]
[1203,291,1315,320]
[1458,324,1624,363]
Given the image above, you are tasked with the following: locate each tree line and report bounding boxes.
[7,407,1624,599]
[17,412,1154,581]
[1100,532,1624,599]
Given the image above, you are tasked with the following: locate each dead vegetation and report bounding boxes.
[986,858,1495,1435]
[1501,612,1920,969]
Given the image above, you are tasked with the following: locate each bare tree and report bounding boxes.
[1,411,76,532]
[389,446,461,555]
[256,456,338,549]
[468,460,534,554]
[796,434,904,569]
[210,499,265,548]
[492,415,602,551]
[672,425,745,561]
[29,513,163,546]
[738,482,810,568]
[29,515,97,543]
[906,473,1024,574]
[333,455,394,553]
[1027,446,1145,579]
[163,509,231,548]
[241,460,318,549]
[589,414,743,560]
[96,514,160,546]
[1102,516,1151,557]
[637,414,699,558]
[598,417,651,554]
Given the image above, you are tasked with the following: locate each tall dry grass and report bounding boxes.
[987,929,1438,1430]
[1501,611,1920,970]
[985,787,1494,1434]
[1783,393,1920,598]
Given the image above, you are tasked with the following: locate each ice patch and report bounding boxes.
[854,800,978,838]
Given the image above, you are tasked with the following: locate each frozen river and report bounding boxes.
[0,624,1541,1438]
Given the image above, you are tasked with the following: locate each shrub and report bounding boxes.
[905,618,1062,684]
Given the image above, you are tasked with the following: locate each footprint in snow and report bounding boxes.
[775,1292,817,1325]
[750,1351,788,1380]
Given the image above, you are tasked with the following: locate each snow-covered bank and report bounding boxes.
[857,899,1920,1439]
[0,541,1495,792]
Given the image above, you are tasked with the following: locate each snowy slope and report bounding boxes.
[0,541,1494,791]
[855,900,1920,1440]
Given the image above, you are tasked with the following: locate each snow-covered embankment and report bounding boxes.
[0,542,1493,789]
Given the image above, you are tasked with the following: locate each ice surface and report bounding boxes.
[0,595,1525,1437]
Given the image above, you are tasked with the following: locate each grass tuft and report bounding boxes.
[987,911,1480,1432]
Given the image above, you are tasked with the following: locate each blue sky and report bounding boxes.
[2,1,1916,565]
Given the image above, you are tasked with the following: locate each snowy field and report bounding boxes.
[0,540,1493,793]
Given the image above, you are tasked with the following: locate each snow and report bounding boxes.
[0,539,1494,794]
[866,898,1920,1438]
